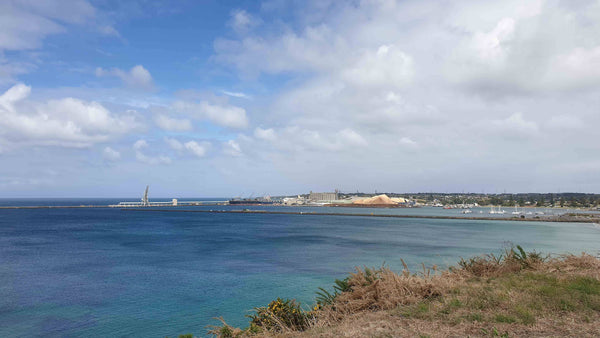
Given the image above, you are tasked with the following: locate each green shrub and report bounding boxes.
[248,297,309,331]
[315,277,351,306]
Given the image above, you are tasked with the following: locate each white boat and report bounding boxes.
[512,204,522,215]
[490,205,506,214]
[462,209,473,214]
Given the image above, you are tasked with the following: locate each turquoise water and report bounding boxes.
[1,200,598,337]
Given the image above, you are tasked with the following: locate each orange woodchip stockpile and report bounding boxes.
[352,194,398,205]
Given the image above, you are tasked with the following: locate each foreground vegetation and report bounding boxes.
[208,246,600,337]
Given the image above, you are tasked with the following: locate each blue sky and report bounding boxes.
[16,1,243,91]
[1,0,600,197]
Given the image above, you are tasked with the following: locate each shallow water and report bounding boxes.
[1,200,598,337]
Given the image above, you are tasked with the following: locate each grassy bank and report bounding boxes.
[207,247,600,337]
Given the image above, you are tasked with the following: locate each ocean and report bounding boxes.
[1,199,599,337]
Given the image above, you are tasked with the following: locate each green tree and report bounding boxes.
[490,196,501,206]
[569,197,577,207]
[580,196,590,207]
[506,195,515,207]
[537,195,545,207]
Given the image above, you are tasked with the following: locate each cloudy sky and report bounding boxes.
[1,0,599,198]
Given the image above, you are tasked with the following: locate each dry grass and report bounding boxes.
[209,249,600,337]
[317,266,450,320]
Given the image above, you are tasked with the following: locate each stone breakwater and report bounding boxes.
[2,204,598,223]
[124,208,600,223]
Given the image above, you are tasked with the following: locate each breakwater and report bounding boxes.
[123,208,599,223]
[0,205,111,209]
[0,204,223,209]
[2,204,598,223]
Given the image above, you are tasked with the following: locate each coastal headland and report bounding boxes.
[208,248,600,337]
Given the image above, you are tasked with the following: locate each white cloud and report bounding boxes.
[0,82,30,111]
[0,83,139,148]
[472,18,515,64]
[399,137,417,148]
[102,146,120,161]
[336,129,367,147]
[133,139,171,165]
[444,1,600,93]
[0,57,35,84]
[546,115,584,131]
[184,140,210,158]
[254,127,276,141]
[223,139,242,156]
[491,112,539,138]
[133,139,148,150]
[135,151,171,165]
[0,0,95,51]
[264,127,368,153]
[222,90,252,99]
[96,65,154,91]
[214,23,349,76]
[172,100,249,129]
[5,0,600,195]
[164,138,211,158]
[98,25,120,37]
[0,0,106,85]
[229,9,259,34]
[341,45,413,88]
[546,46,600,89]
[204,0,600,192]
[154,114,193,131]
[200,102,248,129]
[164,137,184,151]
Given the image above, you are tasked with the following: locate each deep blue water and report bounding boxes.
[1,200,599,337]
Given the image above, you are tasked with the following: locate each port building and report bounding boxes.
[309,190,339,202]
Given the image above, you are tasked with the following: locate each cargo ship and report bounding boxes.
[228,198,275,205]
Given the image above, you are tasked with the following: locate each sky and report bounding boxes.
[1,0,599,198]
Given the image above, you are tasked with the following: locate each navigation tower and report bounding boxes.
[142,185,149,206]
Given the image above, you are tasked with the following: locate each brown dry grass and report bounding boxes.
[209,250,600,337]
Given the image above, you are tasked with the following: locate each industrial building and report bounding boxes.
[309,190,339,202]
